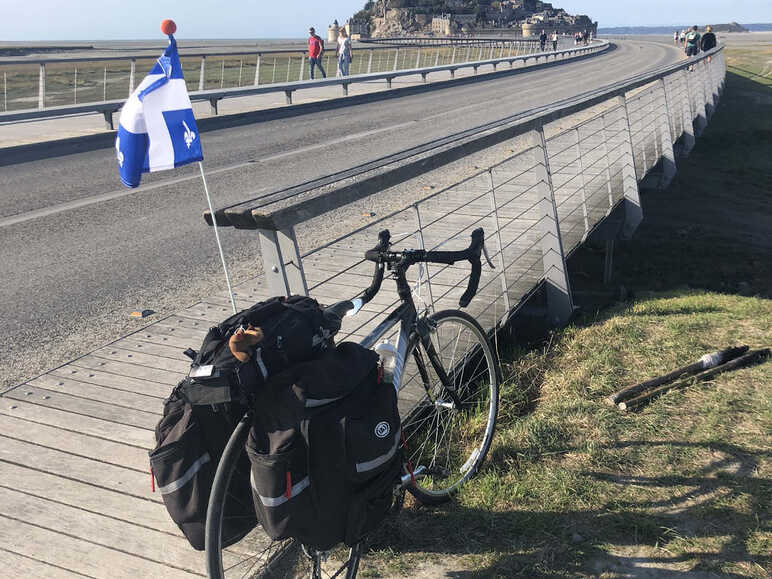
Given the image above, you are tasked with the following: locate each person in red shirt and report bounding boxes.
[308,27,326,79]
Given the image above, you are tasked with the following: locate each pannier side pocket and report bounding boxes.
[149,411,213,551]
[345,382,401,483]
[246,434,315,541]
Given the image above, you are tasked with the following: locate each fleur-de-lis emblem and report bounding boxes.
[115,137,124,168]
[182,120,196,149]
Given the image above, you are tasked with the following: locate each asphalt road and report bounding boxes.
[0,39,682,392]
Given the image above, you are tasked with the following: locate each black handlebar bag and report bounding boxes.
[247,342,402,550]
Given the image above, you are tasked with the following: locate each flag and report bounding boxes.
[116,35,203,188]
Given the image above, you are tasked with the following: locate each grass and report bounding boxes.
[351,46,772,578]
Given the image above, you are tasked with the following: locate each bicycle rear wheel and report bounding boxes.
[205,415,292,578]
[399,309,499,504]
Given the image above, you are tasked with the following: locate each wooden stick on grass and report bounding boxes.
[607,345,749,406]
[619,348,770,411]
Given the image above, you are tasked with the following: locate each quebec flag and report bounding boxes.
[116,35,203,188]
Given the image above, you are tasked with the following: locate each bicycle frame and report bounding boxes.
[358,301,416,396]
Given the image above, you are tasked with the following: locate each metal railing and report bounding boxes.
[0,38,593,128]
[202,47,724,339]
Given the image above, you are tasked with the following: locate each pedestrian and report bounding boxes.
[674,30,679,45]
[337,27,352,77]
[700,25,717,61]
[539,29,547,52]
[308,27,326,79]
[685,25,701,58]
[551,30,558,51]
[679,29,686,45]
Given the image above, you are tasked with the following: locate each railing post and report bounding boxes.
[73,68,77,104]
[103,66,108,102]
[679,69,696,156]
[38,63,46,110]
[486,169,511,324]
[257,227,309,298]
[574,128,590,236]
[199,56,206,91]
[531,127,574,326]
[451,45,457,63]
[600,113,614,212]
[299,54,305,81]
[656,78,677,189]
[254,53,262,86]
[434,51,439,67]
[412,204,435,310]
[393,48,399,71]
[688,64,708,136]
[220,59,226,88]
[415,46,421,69]
[129,59,136,95]
[367,49,373,74]
[615,95,643,239]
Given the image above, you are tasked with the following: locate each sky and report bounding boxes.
[0,0,770,41]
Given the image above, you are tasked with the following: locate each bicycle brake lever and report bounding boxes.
[482,241,495,269]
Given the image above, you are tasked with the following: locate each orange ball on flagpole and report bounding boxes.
[161,19,177,35]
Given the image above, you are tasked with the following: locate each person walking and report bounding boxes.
[308,27,326,79]
[539,29,547,52]
[551,30,558,51]
[701,25,717,61]
[674,30,679,45]
[337,27,352,77]
[679,29,686,45]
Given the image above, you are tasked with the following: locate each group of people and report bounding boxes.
[573,30,591,46]
[675,25,717,58]
[307,26,353,80]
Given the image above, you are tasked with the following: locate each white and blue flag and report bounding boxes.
[116,35,202,188]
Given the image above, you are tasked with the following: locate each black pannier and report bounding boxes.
[150,295,339,550]
[247,342,403,550]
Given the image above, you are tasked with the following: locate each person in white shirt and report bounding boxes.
[551,31,559,51]
[337,28,353,76]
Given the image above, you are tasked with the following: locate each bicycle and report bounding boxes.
[206,227,500,578]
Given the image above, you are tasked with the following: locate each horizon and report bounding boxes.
[1,0,770,41]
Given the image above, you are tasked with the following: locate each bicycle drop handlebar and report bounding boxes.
[362,227,494,308]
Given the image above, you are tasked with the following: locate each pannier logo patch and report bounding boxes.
[375,421,390,438]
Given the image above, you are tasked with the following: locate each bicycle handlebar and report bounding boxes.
[362,227,493,308]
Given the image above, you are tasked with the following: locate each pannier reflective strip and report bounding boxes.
[305,396,342,408]
[157,453,211,495]
[250,470,310,507]
[355,428,400,473]
[254,348,268,378]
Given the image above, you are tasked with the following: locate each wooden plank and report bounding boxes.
[0,461,175,534]
[49,367,170,398]
[92,347,190,374]
[0,435,159,502]
[0,486,210,575]
[27,376,164,414]
[71,355,182,385]
[0,414,148,471]
[132,326,208,349]
[0,515,200,579]
[111,338,191,362]
[4,386,159,431]
[0,401,153,449]
[154,315,213,334]
[0,549,87,578]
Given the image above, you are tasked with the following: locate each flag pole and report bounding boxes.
[198,161,237,314]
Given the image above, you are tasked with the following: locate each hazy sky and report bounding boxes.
[1,0,769,40]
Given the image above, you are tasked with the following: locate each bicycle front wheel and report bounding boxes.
[400,309,499,504]
[205,415,292,578]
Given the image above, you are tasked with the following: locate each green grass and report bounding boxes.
[352,46,772,578]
